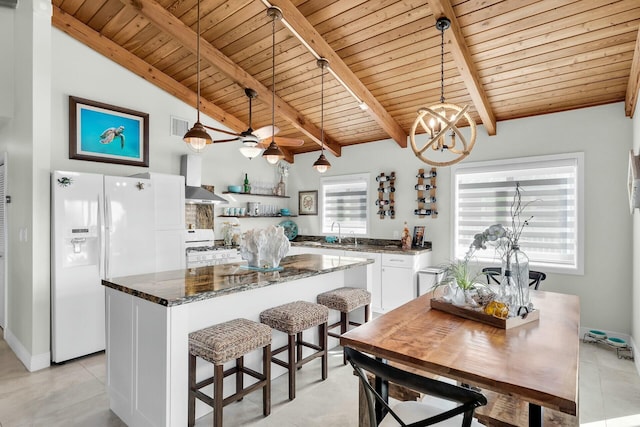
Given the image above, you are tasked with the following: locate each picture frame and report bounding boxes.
[69,96,149,167]
[298,190,318,215]
[628,149,640,213]
[413,226,425,247]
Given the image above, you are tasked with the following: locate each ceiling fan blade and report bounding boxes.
[212,137,240,143]
[272,136,305,146]
[253,125,279,140]
[202,124,241,137]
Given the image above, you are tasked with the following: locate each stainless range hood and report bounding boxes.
[180,155,228,204]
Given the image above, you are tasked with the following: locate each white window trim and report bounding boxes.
[450,152,584,275]
[320,173,370,237]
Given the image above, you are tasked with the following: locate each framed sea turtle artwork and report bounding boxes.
[69,96,149,167]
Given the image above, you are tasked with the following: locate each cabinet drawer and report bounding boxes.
[381,253,414,268]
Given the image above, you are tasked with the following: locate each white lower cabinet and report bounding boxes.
[290,245,430,314]
[380,252,432,312]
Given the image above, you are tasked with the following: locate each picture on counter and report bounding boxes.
[413,226,425,247]
[298,190,318,215]
[69,96,149,167]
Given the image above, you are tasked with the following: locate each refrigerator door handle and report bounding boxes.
[105,194,111,278]
[97,194,105,278]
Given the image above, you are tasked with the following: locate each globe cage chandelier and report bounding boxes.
[262,7,286,165]
[409,17,477,167]
[183,0,213,152]
[313,58,331,174]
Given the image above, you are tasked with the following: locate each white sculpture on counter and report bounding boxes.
[240,225,290,269]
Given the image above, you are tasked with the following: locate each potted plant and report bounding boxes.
[437,259,488,306]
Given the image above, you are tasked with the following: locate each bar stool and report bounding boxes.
[317,287,371,364]
[188,318,272,427]
[259,300,328,400]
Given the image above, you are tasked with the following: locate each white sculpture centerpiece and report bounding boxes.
[240,225,290,269]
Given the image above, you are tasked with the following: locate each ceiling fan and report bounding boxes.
[203,88,304,157]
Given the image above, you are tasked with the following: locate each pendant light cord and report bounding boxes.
[440,24,445,105]
[196,0,201,123]
[320,62,325,154]
[271,14,276,144]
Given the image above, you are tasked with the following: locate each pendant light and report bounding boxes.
[262,7,285,165]
[313,58,331,174]
[409,17,477,167]
[183,0,212,152]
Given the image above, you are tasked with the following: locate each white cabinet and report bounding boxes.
[380,252,431,312]
[138,173,186,272]
[347,251,382,312]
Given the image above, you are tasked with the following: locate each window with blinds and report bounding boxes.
[452,153,584,274]
[321,173,369,235]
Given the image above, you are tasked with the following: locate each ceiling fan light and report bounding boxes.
[183,121,212,151]
[239,145,263,159]
[262,140,284,164]
[313,153,331,174]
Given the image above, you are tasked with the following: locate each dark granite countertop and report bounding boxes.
[290,236,432,255]
[102,254,373,307]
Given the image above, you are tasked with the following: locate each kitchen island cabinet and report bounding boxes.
[102,254,373,427]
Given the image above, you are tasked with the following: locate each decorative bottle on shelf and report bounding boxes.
[414,208,434,216]
[416,171,437,178]
[377,209,395,216]
[376,175,391,182]
[276,175,286,196]
[375,199,390,206]
[415,183,436,191]
[417,196,437,203]
[243,173,251,194]
[379,186,395,193]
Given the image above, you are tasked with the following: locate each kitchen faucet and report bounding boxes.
[350,231,358,247]
[331,221,342,243]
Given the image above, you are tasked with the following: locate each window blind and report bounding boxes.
[453,154,582,272]
[321,174,369,235]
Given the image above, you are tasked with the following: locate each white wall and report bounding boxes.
[632,96,640,366]
[290,104,634,335]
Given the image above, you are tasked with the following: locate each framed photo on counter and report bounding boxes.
[69,96,149,167]
[413,226,425,247]
[299,190,318,215]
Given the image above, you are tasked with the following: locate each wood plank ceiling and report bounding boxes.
[52,0,640,163]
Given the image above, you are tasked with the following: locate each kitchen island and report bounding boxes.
[102,253,373,427]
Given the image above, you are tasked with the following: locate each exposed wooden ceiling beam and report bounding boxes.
[625,25,640,117]
[52,6,295,164]
[119,0,341,158]
[427,0,497,136]
[264,0,408,149]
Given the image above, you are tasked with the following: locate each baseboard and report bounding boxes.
[4,328,51,372]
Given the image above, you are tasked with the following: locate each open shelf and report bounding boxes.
[219,215,297,218]
[222,192,290,199]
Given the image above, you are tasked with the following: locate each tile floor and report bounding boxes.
[1,327,639,426]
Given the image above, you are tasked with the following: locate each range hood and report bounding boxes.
[180,155,228,204]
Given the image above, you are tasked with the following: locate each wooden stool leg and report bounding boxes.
[287,334,296,400]
[296,331,303,369]
[321,322,328,380]
[236,356,244,401]
[188,354,196,427]
[213,364,224,427]
[364,304,370,323]
[263,345,271,416]
[341,311,348,365]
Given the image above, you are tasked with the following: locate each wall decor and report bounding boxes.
[69,96,149,167]
[298,190,318,215]
[415,168,438,218]
[413,226,425,247]
[376,171,395,219]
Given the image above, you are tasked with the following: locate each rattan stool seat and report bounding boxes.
[260,300,328,334]
[317,287,371,313]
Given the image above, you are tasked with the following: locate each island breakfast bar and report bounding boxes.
[102,254,373,427]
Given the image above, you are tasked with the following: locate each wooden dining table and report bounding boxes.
[340,290,580,427]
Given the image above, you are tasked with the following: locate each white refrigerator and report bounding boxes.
[51,171,156,363]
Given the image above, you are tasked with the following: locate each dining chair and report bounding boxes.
[345,347,487,427]
[481,267,547,290]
